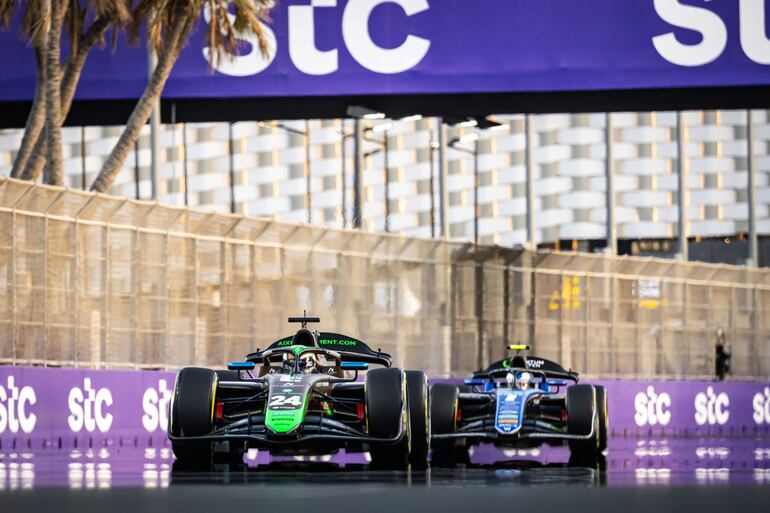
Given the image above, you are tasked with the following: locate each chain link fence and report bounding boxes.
[1,177,769,378]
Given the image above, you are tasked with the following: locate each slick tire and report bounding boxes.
[170,367,217,468]
[429,383,459,466]
[405,370,430,468]
[366,368,409,469]
[594,385,608,453]
[566,384,600,461]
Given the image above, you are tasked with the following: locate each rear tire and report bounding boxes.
[405,370,429,468]
[594,385,608,453]
[170,367,217,468]
[366,368,409,469]
[566,384,599,464]
[430,383,459,466]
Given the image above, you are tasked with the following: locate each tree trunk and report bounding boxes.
[11,47,46,178]
[21,17,111,182]
[90,17,190,193]
[43,0,65,185]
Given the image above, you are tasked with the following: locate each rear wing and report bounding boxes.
[473,356,578,382]
[247,332,392,367]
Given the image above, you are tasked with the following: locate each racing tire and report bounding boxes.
[566,384,600,463]
[429,383,459,466]
[594,385,608,453]
[366,368,409,469]
[405,370,430,468]
[170,367,217,468]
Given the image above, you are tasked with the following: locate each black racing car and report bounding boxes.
[430,345,607,465]
[169,316,429,469]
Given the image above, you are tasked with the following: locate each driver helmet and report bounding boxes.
[300,353,317,374]
[515,371,533,390]
[281,353,295,372]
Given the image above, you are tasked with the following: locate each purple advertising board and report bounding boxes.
[2,0,770,103]
[1,366,770,449]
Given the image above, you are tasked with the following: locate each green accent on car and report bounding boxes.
[502,359,511,369]
[291,345,310,356]
[265,406,307,434]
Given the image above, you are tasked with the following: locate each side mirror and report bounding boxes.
[340,361,368,370]
[228,361,256,371]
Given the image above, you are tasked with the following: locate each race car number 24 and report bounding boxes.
[268,394,303,409]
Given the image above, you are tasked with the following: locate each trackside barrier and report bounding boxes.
[3,177,770,380]
[1,367,769,449]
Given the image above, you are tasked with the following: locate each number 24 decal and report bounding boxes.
[268,394,303,407]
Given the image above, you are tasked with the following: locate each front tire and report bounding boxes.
[170,367,217,468]
[366,368,409,468]
[405,370,429,468]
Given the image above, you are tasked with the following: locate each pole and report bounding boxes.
[182,122,189,207]
[80,126,87,190]
[353,118,363,229]
[605,112,617,254]
[677,111,688,261]
[228,122,236,214]
[305,120,312,224]
[148,47,160,200]
[748,109,758,266]
[429,132,436,238]
[384,129,390,232]
[474,141,480,246]
[437,117,449,239]
[525,114,536,250]
[170,103,177,199]
[133,141,140,200]
[341,120,347,228]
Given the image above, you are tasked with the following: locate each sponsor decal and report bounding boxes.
[694,387,730,426]
[526,359,544,369]
[634,386,671,426]
[204,0,431,77]
[319,339,357,346]
[68,378,113,433]
[142,380,173,433]
[0,376,37,434]
[653,0,770,67]
[753,387,770,425]
[275,340,293,347]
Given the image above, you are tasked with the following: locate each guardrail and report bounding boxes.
[1,177,769,378]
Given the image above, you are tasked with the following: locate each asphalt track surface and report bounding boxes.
[2,438,770,513]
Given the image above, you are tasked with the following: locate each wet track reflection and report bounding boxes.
[2,437,770,513]
[1,436,770,489]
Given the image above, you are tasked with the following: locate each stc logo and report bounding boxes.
[634,386,672,426]
[0,376,37,434]
[203,0,431,77]
[142,380,173,432]
[653,0,770,66]
[754,387,770,425]
[694,387,730,426]
[68,378,113,433]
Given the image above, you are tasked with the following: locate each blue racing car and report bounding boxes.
[430,345,607,465]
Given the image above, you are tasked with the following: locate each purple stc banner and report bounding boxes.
[1,366,770,448]
[2,0,770,102]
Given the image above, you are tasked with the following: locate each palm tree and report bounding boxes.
[90,0,275,193]
[18,0,130,183]
[0,0,50,178]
